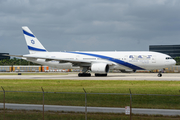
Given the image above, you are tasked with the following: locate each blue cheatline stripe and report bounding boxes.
[23,30,35,38]
[68,51,145,70]
[28,46,46,52]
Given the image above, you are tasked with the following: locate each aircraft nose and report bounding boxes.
[173,59,176,65]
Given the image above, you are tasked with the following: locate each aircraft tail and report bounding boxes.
[22,26,47,54]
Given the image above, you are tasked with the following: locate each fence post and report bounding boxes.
[41,87,44,120]
[1,86,5,120]
[129,89,132,120]
[83,88,87,120]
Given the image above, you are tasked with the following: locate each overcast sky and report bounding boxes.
[0,0,180,55]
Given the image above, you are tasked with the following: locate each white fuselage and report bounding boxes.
[19,26,176,77]
[23,51,176,71]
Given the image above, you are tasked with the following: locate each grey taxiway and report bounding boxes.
[0,73,180,81]
[0,103,180,116]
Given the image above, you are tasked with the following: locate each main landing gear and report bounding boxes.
[78,67,91,77]
[95,73,107,77]
[78,73,91,77]
[78,67,108,77]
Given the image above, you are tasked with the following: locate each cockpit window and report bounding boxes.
[166,57,173,60]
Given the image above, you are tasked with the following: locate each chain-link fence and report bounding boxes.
[0,87,180,120]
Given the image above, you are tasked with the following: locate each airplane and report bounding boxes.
[7,26,176,77]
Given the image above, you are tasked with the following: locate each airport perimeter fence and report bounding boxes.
[0,87,180,120]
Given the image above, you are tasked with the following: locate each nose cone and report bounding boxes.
[172,59,176,65]
[165,59,176,67]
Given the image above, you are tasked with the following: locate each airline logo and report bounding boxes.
[129,55,152,60]
[31,40,35,44]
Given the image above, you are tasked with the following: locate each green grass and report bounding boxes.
[0,80,180,109]
[0,80,180,94]
[0,110,180,120]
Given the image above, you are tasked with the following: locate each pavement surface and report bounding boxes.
[0,103,180,116]
[0,73,180,80]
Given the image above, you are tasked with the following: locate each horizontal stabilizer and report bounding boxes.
[3,54,23,57]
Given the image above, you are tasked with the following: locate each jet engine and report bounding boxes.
[91,63,109,74]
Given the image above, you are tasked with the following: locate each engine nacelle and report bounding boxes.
[91,63,109,74]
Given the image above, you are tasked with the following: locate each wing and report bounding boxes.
[7,54,114,66]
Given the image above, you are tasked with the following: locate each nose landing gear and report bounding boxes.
[157,70,162,77]
[157,73,162,77]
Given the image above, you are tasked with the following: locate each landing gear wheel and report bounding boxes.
[157,73,162,77]
[78,73,91,77]
[95,73,107,77]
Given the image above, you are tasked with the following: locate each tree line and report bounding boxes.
[0,58,38,65]
[174,57,180,65]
